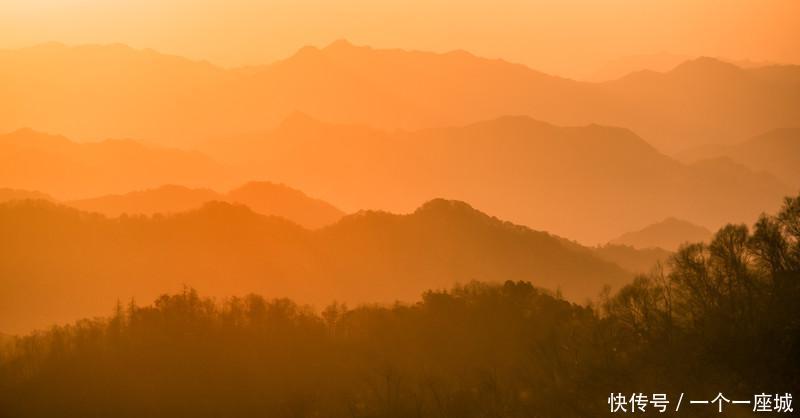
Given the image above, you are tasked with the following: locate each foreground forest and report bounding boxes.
[1,195,798,417]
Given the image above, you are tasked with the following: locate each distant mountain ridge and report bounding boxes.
[585,53,782,82]
[0,128,234,199]
[2,41,798,151]
[610,218,713,251]
[2,116,790,244]
[68,182,344,229]
[676,128,800,188]
[0,198,633,334]
[205,113,790,243]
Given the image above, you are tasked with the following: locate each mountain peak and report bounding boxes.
[321,39,374,58]
[227,181,344,229]
[287,45,323,62]
[414,199,485,219]
[325,39,356,50]
[670,56,742,76]
[610,217,712,251]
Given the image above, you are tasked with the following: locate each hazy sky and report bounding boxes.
[1,0,798,78]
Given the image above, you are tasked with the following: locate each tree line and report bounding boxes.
[1,195,798,417]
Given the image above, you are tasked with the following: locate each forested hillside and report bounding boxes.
[1,194,797,417]
[0,198,630,334]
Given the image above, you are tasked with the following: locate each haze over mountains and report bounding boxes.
[610,217,712,251]
[2,113,790,243]
[0,128,233,199]
[587,53,691,82]
[2,3,798,414]
[1,39,795,331]
[206,113,790,243]
[0,198,632,334]
[69,182,344,229]
[2,41,798,152]
[590,244,671,274]
[677,128,800,188]
[586,53,782,82]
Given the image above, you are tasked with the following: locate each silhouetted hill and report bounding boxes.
[68,185,221,216]
[610,218,712,251]
[2,42,798,151]
[318,199,629,300]
[0,198,631,334]
[228,182,343,229]
[667,56,744,79]
[0,128,234,199]
[67,182,344,229]
[676,128,800,188]
[207,114,790,243]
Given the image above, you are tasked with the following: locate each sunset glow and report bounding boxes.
[1,0,798,78]
[1,1,798,416]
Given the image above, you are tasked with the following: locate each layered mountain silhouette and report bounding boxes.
[586,52,690,82]
[0,43,232,144]
[599,57,800,151]
[226,182,344,228]
[0,128,234,198]
[2,41,798,151]
[68,182,344,229]
[0,198,632,334]
[205,114,790,243]
[3,116,789,243]
[676,128,800,188]
[610,217,713,251]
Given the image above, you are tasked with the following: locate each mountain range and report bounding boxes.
[585,53,780,82]
[2,41,798,152]
[0,198,633,334]
[0,128,234,199]
[2,114,790,243]
[68,182,344,229]
[204,113,790,243]
[676,128,800,188]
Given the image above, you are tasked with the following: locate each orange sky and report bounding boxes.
[1,0,798,79]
